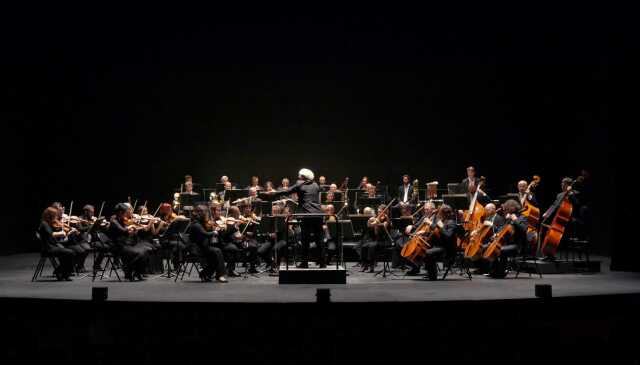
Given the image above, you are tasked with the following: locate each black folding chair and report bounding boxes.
[32,232,59,282]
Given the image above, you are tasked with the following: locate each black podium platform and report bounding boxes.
[278,264,347,284]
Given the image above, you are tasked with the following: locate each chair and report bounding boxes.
[174,233,204,282]
[32,232,59,282]
[441,250,472,281]
[92,232,122,282]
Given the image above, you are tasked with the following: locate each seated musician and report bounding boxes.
[402,201,437,275]
[107,203,149,281]
[72,204,103,272]
[360,204,391,273]
[257,203,286,272]
[217,206,245,277]
[240,203,261,273]
[357,176,369,190]
[517,180,538,207]
[321,204,338,265]
[318,176,329,191]
[248,176,263,191]
[471,203,505,274]
[483,199,529,278]
[51,202,89,273]
[278,177,290,191]
[264,181,276,193]
[38,207,77,281]
[188,205,228,283]
[421,204,461,281]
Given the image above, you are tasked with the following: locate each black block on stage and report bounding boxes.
[316,288,331,303]
[92,287,108,301]
[279,266,347,284]
[535,284,552,298]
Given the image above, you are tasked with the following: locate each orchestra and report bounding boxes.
[35,167,589,283]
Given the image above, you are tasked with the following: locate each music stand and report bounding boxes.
[225,189,249,203]
[215,183,225,193]
[160,218,190,278]
[357,197,382,212]
[392,217,413,233]
[443,194,469,212]
[447,183,461,194]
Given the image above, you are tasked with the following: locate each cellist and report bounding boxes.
[482,199,529,278]
[402,201,437,275]
[421,204,461,281]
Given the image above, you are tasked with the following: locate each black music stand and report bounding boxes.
[160,218,190,278]
[215,183,225,193]
[225,189,249,203]
[443,194,469,212]
[392,217,414,233]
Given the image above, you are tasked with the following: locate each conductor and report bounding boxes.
[270,168,326,268]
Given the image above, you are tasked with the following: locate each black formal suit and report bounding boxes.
[542,190,580,223]
[460,177,480,194]
[398,184,413,203]
[517,192,539,208]
[274,179,325,267]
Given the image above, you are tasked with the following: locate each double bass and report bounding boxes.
[520,175,541,233]
[458,176,486,249]
[540,180,575,256]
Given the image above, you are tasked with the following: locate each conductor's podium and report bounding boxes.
[278,264,347,284]
[279,213,347,284]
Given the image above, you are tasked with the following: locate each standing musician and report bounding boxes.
[188,205,228,282]
[483,199,529,278]
[540,177,581,259]
[460,166,480,195]
[360,204,392,273]
[38,207,77,281]
[107,203,149,281]
[269,168,326,268]
[517,180,538,207]
[398,174,413,205]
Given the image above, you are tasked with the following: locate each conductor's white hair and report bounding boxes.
[298,168,315,181]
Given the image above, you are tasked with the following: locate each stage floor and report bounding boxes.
[1,253,639,303]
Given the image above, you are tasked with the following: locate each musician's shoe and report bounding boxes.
[406,268,420,276]
[319,263,327,269]
[216,276,228,283]
[248,267,259,274]
[228,270,241,277]
[360,264,369,272]
[134,273,146,281]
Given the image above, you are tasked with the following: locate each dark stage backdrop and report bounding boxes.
[9,8,621,265]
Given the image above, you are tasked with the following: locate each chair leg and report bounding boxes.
[32,257,45,282]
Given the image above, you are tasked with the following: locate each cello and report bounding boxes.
[483,223,514,261]
[401,204,442,265]
[540,180,575,256]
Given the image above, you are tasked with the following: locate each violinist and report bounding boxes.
[240,203,261,274]
[188,205,228,283]
[51,202,89,273]
[421,204,461,281]
[258,203,288,272]
[483,199,528,278]
[107,203,148,281]
[268,168,326,268]
[361,204,391,273]
[264,181,276,193]
[322,204,337,265]
[278,178,290,191]
[217,205,244,277]
[38,207,76,280]
[135,205,162,273]
[72,204,100,272]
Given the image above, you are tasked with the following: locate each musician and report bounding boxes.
[517,180,538,207]
[50,202,89,273]
[361,204,391,273]
[357,176,369,190]
[248,176,263,191]
[73,204,101,272]
[269,168,326,268]
[422,204,461,280]
[460,166,479,194]
[542,177,580,223]
[257,204,287,272]
[217,206,244,277]
[322,204,338,265]
[278,178,290,191]
[188,205,228,282]
[264,181,276,193]
[107,203,148,281]
[485,199,529,278]
[38,207,76,281]
[401,201,438,275]
[318,176,328,190]
[398,174,412,204]
[325,183,343,203]
[239,203,260,274]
